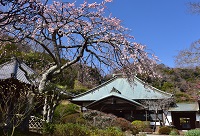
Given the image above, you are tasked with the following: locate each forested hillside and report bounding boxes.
[139,64,200,102]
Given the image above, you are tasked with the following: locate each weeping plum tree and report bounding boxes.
[0,0,158,122]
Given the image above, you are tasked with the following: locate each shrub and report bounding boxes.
[112,117,136,134]
[158,126,171,135]
[169,129,180,135]
[83,110,137,134]
[53,123,90,136]
[131,120,150,132]
[83,110,116,129]
[61,113,81,124]
[184,129,200,136]
[54,103,79,123]
[91,127,125,136]
[43,122,55,135]
[143,127,152,133]
[76,115,87,125]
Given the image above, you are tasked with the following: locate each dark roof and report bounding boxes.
[0,58,37,84]
[86,91,147,109]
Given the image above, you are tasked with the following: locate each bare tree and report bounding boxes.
[175,41,200,68]
[188,2,200,14]
[0,80,38,136]
[0,0,158,122]
[141,98,173,130]
[175,2,200,68]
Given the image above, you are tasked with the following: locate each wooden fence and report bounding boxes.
[29,116,43,133]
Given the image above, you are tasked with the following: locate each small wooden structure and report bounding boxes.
[0,58,37,131]
[167,102,200,130]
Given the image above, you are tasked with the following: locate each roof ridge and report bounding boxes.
[72,76,118,98]
[12,57,18,78]
[72,76,173,101]
[0,58,16,68]
[134,76,173,97]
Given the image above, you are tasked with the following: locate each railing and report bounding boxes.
[29,116,43,133]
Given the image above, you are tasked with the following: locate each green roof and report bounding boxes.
[169,102,199,111]
[71,75,172,102]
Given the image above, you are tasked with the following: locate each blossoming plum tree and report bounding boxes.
[0,0,158,122]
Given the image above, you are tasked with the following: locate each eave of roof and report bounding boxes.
[169,102,199,112]
[86,92,147,109]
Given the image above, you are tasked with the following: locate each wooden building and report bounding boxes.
[71,74,173,124]
[167,102,200,130]
[71,74,200,130]
[0,58,37,131]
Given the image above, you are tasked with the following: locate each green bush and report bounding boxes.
[91,127,125,136]
[76,115,87,125]
[184,129,200,136]
[43,122,55,135]
[53,123,90,136]
[158,126,171,135]
[170,129,179,135]
[61,113,81,124]
[131,120,150,132]
[53,103,79,123]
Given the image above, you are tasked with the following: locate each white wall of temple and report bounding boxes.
[150,122,162,126]
[196,113,200,121]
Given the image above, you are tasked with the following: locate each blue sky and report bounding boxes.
[63,0,200,67]
[89,0,200,67]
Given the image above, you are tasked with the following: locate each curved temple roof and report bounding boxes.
[0,58,37,84]
[71,75,172,102]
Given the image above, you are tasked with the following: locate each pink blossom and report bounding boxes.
[67,2,75,8]
[48,28,54,33]
[105,0,112,2]
[88,2,98,8]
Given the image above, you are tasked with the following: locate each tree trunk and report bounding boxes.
[43,95,48,122]
[43,91,60,123]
